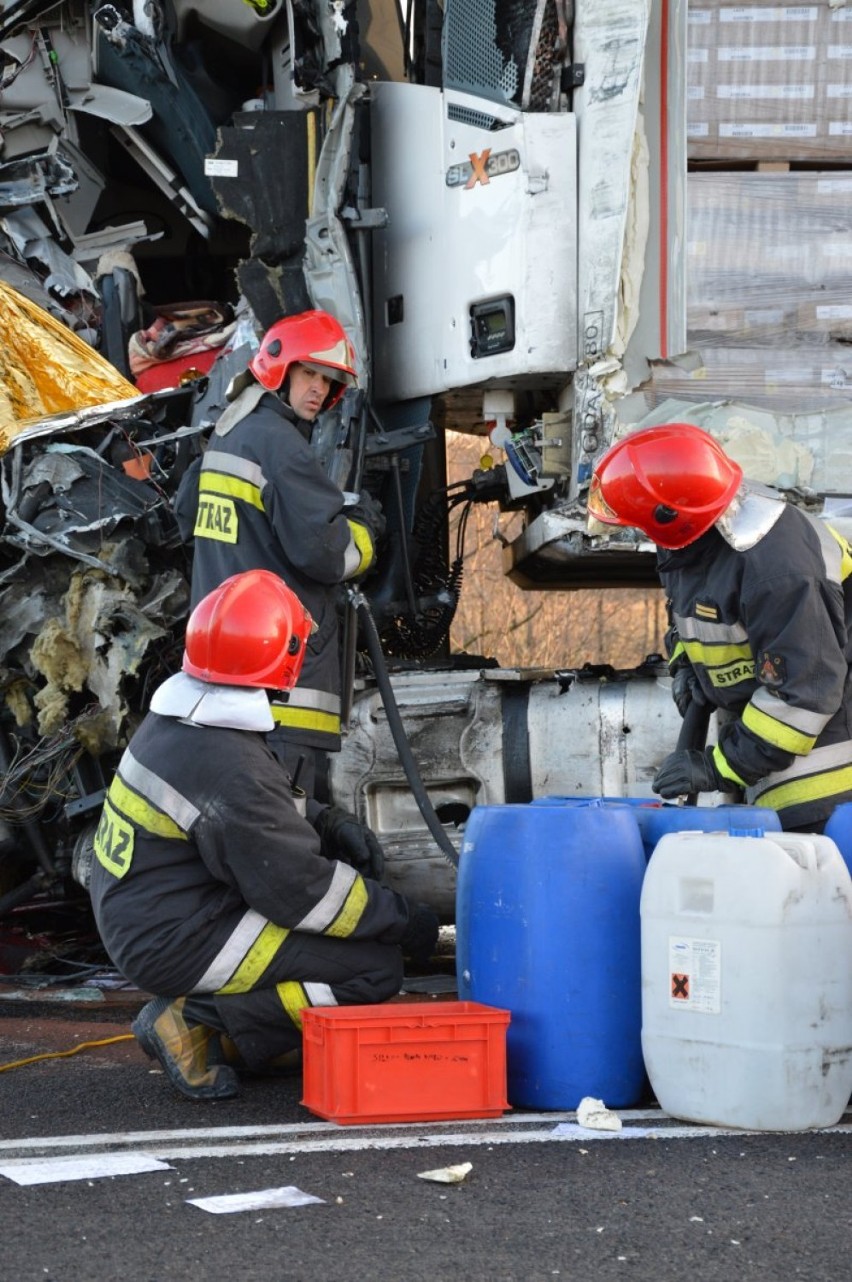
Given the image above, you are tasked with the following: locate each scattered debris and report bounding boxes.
[0,1152,172,1185]
[187,1186,326,1214]
[417,1162,473,1184]
[576,1098,623,1132]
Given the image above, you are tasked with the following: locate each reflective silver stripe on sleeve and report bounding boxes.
[296,861,358,933]
[271,688,341,716]
[191,909,269,992]
[746,739,852,802]
[304,982,337,1007]
[750,686,831,736]
[119,751,200,830]
[671,613,748,645]
[812,520,844,587]
[201,450,267,490]
[342,535,362,578]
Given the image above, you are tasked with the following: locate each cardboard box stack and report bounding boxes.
[687,2,852,163]
[638,3,852,438]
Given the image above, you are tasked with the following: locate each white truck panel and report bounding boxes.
[369,82,577,400]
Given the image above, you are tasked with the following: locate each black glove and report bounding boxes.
[652,747,732,799]
[314,805,385,880]
[400,902,440,966]
[348,490,386,545]
[670,657,708,720]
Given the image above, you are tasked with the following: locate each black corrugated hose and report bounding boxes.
[349,587,460,870]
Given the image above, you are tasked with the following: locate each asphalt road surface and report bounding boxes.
[0,1003,850,1282]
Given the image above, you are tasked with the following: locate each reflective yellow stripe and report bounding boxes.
[276,980,308,1030]
[741,703,817,755]
[682,639,752,668]
[756,763,852,811]
[107,775,187,840]
[826,525,852,582]
[711,743,747,788]
[199,471,264,511]
[271,705,342,734]
[326,875,369,939]
[668,640,687,668]
[347,518,375,574]
[216,922,290,994]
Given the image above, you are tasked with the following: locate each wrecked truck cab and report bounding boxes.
[4,0,852,943]
[0,378,204,916]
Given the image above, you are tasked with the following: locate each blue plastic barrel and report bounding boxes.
[532,795,661,811]
[456,801,647,1110]
[532,796,781,861]
[823,803,852,877]
[635,803,782,862]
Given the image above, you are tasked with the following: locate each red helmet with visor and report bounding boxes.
[183,570,313,690]
[249,310,357,410]
[587,423,743,549]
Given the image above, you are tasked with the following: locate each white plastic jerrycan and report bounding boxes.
[641,829,852,1131]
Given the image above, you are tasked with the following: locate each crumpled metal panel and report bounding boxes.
[0,388,193,753]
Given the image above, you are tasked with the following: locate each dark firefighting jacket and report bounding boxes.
[174,388,374,751]
[88,710,411,998]
[660,496,852,829]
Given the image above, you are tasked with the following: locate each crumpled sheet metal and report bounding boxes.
[0,388,193,750]
[0,281,137,448]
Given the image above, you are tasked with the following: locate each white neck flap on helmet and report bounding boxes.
[150,671,275,731]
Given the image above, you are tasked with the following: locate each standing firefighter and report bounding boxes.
[89,571,439,1101]
[175,309,385,802]
[588,422,852,832]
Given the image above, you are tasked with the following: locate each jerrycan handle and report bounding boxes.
[778,833,819,874]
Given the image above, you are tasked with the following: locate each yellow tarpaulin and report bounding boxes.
[0,281,138,451]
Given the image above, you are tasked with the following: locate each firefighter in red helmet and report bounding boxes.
[89,571,439,1101]
[175,310,385,819]
[589,423,852,832]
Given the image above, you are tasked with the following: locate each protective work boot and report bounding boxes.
[131,996,240,1101]
[214,1034,303,1078]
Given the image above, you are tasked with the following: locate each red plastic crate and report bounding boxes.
[301,1000,511,1125]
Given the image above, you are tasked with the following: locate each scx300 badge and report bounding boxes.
[446,147,521,189]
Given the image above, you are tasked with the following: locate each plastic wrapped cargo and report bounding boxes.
[687,3,852,164]
[686,172,852,350]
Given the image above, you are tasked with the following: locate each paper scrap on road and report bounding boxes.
[417,1162,473,1184]
[551,1123,653,1141]
[187,1186,326,1213]
[576,1097,623,1131]
[0,1153,173,1185]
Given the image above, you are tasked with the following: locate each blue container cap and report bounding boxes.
[728,827,763,838]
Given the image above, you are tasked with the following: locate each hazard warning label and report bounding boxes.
[668,936,721,1014]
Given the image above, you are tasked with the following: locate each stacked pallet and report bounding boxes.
[639,2,852,446]
[687,2,852,164]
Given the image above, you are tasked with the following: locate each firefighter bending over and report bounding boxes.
[175,309,385,805]
[88,571,439,1101]
[588,422,852,833]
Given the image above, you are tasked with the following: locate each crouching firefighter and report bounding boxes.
[587,421,852,832]
[88,570,439,1101]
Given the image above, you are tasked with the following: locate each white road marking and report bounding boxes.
[0,1110,848,1166]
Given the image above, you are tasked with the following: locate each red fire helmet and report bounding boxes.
[249,310,357,409]
[183,570,313,690]
[587,423,743,549]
